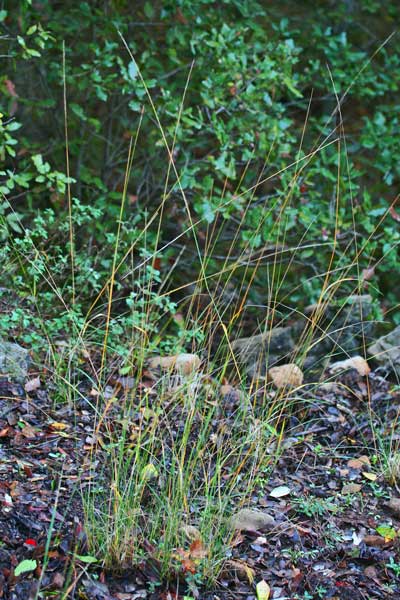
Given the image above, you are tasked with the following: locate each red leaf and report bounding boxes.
[189,539,207,559]
[24,539,37,547]
[153,257,161,271]
[181,558,196,573]
[20,424,37,439]
[362,266,375,281]
[389,206,400,222]
[23,465,33,477]
[5,79,18,97]
[176,9,188,24]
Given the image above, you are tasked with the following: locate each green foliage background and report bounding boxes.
[0,0,399,349]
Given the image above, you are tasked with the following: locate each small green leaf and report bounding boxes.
[141,463,158,481]
[70,103,87,120]
[26,48,41,57]
[128,61,138,81]
[7,121,22,131]
[31,154,43,170]
[75,554,98,564]
[144,2,155,18]
[14,559,37,576]
[128,100,141,112]
[376,525,397,540]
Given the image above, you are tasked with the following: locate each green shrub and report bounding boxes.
[0,0,399,354]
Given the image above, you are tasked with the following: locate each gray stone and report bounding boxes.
[294,295,376,374]
[232,296,377,379]
[0,340,30,382]
[368,324,400,375]
[231,327,295,377]
[304,294,375,353]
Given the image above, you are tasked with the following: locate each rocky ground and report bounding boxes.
[1,361,400,599]
[1,295,400,599]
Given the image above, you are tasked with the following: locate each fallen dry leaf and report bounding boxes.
[181,557,196,573]
[51,572,65,589]
[352,530,364,546]
[49,422,69,431]
[269,485,291,498]
[24,376,41,393]
[362,471,377,481]
[347,456,370,469]
[364,535,389,547]
[224,559,255,583]
[364,565,378,579]
[256,579,271,600]
[268,363,303,388]
[20,423,37,439]
[347,459,363,470]
[189,539,208,559]
[341,483,362,495]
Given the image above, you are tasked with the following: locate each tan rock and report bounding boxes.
[229,508,275,532]
[148,353,201,375]
[329,355,370,376]
[386,496,400,517]
[180,524,202,541]
[268,363,303,388]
